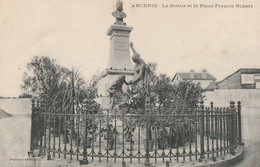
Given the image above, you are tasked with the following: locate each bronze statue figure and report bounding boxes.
[128,42,151,110]
[128,42,148,90]
[112,0,127,25]
[107,42,151,111]
[107,75,129,112]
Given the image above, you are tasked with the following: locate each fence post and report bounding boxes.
[199,100,205,162]
[39,101,45,156]
[80,110,88,165]
[29,99,36,154]
[205,107,210,159]
[144,82,151,167]
[237,101,244,146]
[229,101,236,155]
[47,107,51,160]
[210,102,216,161]
[144,110,151,167]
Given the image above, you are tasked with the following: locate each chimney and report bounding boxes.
[202,69,207,79]
[190,69,195,79]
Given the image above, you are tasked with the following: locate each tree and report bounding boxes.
[19,93,33,98]
[21,56,100,113]
[152,74,173,109]
[82,73,101,113]
[171,81,204,112]
[21,56,70,106]
[125,62,204,113]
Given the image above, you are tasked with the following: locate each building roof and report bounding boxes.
[172,72,216,82]
[239,68,260,73]
[217,68,260,85]
[0,109,12,118]
[204,81,217,91]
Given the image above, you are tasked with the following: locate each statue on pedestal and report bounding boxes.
[112,0,127,25]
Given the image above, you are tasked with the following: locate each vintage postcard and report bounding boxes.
[0,0,259,166]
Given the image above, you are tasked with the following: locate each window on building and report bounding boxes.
[256,82,260,89]
[241,74,254,84]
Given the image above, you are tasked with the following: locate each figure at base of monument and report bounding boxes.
[107,75,129,112]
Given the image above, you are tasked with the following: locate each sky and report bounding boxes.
[0,0,259,97]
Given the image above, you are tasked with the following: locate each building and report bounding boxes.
[204,81,217,91]
[217,68,260,89]
[172,69,216,89]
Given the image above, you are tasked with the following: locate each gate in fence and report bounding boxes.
[29,100,244,166]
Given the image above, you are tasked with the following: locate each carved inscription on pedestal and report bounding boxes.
[114,37,129,51]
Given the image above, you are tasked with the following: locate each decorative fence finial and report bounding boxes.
[200,100,204,109]
[210,102,213,109]
[229,101,235,108]
[31,99,35,108]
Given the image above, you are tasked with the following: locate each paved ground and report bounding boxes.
[0,106,259,167]
[232,106,260,167]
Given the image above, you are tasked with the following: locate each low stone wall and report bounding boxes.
[204,89,260,108]
[194,146,244,167]
[0,98,31,115]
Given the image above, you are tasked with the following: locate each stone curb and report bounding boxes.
[24,146,244,167]
[193,145,244,167]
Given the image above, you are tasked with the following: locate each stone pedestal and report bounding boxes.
[106,24,133,70]
[96,24,134,109]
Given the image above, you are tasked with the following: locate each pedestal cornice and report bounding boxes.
[101,69,134,78]
[107,24,133,36]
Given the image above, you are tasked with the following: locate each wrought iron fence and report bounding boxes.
[29,100,244,166]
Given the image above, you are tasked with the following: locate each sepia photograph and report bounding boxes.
[0,0,259,166]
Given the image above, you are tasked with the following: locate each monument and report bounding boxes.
[96,0,134,109]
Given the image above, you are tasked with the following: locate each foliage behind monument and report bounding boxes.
[21,56,100,112]
[126,62,204,112]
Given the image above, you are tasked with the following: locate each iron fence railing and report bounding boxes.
[29,100,243,166]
